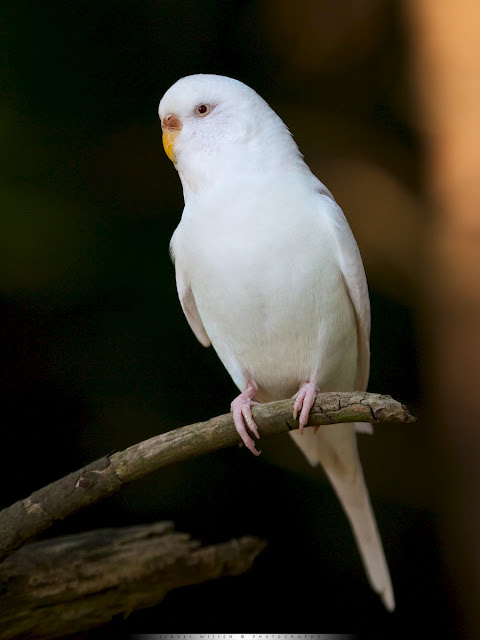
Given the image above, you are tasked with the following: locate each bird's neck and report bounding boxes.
[177,138,307,202]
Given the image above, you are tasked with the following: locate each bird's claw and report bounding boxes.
[293,382,320,433]
[231,390,261,456]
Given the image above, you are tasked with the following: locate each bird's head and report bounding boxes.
[158,74,299,186]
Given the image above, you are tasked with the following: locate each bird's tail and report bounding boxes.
[289,423,395,611]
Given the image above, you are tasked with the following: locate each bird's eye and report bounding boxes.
[195,104,211,117]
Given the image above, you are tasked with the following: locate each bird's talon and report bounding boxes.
[244,413,260,439]
[231,384,261,455]
[292,382,319,432]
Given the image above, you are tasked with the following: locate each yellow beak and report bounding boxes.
[161,114,182,164]
[162,129,180,164]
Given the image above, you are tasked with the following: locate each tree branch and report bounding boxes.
[0,521,266,640]
[0,392,414,563]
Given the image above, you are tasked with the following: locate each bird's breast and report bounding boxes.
[174,184,358,398]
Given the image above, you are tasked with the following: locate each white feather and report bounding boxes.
[160,74,394,610]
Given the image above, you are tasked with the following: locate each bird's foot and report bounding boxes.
[293,382,320,433]
[230,382,261,456]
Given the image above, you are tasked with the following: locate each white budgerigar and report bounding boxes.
[159,74,394,610]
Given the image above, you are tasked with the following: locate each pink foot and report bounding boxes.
[293,382,320,433]
[230,382,261,456]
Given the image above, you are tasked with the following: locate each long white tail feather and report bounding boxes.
[355,421,374,434]
[289,422,395,611]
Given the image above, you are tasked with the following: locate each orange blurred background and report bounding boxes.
[1,1,479,636]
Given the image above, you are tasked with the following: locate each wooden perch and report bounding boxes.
[0,521,266,640]
[0,392,414,562]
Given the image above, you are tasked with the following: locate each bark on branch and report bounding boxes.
[0,521,266,640]
[0,392,414,563]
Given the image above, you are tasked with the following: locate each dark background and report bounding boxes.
[0,1,461,637]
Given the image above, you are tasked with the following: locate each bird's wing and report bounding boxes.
[175,266,211,347]
[291,197,393,609]
[323,194,371,391]
[172,253,211,348]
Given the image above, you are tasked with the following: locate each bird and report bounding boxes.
[158,73,395,611]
